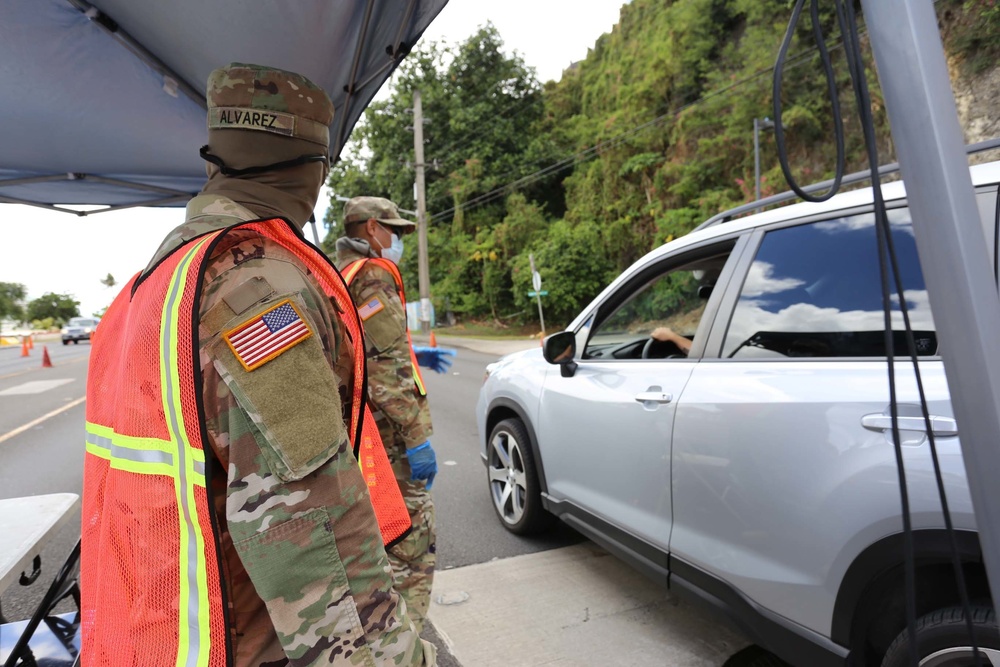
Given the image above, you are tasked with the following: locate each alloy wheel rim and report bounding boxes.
[919,647,1000,666]
[489,430,527,525]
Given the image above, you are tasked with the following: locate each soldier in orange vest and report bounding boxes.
[82,64,434,666]
[334,197,455,632]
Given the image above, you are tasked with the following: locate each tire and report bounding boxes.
[723,645,790,667]
[62,340,69,346]
[486,417,553,535]
[881,606,1000,667]
[73,339,78,345]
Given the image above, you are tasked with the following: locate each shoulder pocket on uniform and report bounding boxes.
[211,293,348,482]
[359,294,406,354]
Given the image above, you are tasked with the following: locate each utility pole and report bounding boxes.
[413,89,432,333]
[863,0,1000,609]
[753,117,775,207]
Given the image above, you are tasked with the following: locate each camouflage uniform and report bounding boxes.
[144,64,434,666]
[335,227,436,633]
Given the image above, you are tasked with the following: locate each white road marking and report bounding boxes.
[0,396,86,445]
[0,379,74,396]
[443,460,458,466]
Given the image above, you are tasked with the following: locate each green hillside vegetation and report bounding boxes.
[324,0,999,328]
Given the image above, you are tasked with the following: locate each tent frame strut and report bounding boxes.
[0,173,194,217]
[331,0,420,160]
[65,0,206,109]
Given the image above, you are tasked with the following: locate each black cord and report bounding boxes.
[774,2,982,665]
[773,0,845,202]
[835,2,981,663]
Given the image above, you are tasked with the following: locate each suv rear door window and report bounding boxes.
[723,209,936,358]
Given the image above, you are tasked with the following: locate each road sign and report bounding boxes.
[531,271,542,292]
[527,291,549,297]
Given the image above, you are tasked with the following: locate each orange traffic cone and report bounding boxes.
[429,331,437,348]
[20,337,30,357]
[27,335,34,350]
[41,346,53,368]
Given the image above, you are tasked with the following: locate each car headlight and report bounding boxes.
[60,328,68,334]
[484,362,499,384]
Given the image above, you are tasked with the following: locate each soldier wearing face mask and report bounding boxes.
[335,197,454,632]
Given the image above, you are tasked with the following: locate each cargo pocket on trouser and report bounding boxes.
[233,508,370,663]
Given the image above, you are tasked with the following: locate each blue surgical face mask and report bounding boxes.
[378,227,404,265]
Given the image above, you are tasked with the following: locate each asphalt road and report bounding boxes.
[423,346,582,571]
[0,341,90,622]
[0,340,580,618]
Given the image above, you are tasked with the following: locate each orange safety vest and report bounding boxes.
[342,257,427,396]
[82,219,410,667]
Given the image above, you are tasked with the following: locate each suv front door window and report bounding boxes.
[585,251,733,360]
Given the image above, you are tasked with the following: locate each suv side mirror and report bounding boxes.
[542,331,578,377]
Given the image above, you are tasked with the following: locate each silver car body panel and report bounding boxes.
[671,359,972,636]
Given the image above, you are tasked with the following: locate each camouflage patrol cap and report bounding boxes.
[206,63,334,148]
[344,197,417,233]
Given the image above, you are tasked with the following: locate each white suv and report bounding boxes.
[476,153,1000,666]
[61,316,99,344]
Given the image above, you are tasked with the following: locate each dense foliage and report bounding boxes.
[0,282,27,333]
[26,292,80,327]
[325,0,995,328]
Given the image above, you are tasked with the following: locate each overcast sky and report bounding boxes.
[0,1,626,320]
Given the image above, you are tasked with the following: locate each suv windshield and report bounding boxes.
[69,318,96,327]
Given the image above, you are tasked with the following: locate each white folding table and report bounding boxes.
[0,493,81,667]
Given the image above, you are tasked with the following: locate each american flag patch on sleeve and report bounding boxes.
[224,299,313,371]
[358,297,384,321]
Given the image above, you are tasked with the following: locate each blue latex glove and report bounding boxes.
[406,440,438,489]
[412,346,457,374]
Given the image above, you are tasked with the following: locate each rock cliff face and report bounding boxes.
[951,59,1000,156]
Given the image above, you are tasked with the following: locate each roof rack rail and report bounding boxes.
[693,137,1000,232]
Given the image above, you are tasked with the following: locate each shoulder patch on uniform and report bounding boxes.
[224,299,313,371]
[223,276,274,315]
[358,297,385,321]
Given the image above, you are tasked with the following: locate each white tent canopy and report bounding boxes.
[0,0,446,214]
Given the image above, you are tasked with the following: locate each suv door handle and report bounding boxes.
[635,391,673,404]
[861,413,958,437]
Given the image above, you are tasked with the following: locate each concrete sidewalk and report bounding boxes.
[428,543,749,667]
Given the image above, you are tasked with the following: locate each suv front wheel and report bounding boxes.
[881,606,1000,666]
[487,417,552,535]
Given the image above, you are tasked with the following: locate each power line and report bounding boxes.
[431,88,544,165]
[431,61,786,222]
[430,24,865,223]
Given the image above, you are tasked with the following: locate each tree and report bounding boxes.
[0,282,27,334]
[26,292,80,326]
[325,23,559,322]
[101,273,117,289]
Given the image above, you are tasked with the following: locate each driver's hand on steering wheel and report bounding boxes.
[651,327,692,354]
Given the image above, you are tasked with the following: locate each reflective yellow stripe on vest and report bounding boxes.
[85,236,214,667]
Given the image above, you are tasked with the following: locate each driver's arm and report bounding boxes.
[651,327,692,354]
